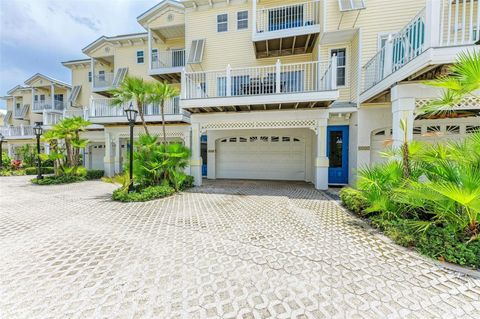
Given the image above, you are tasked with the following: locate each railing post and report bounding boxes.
[275,59,281,93]
[424,0,441,48]
[383,35,394,78]
[181,68,187,99]
[330,54,337,90]
[20,124,24,136]
[226,64,232,97]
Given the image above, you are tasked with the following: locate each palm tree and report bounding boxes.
[421,51,480,115]
[147,82,179,144]
[110,76,152,136]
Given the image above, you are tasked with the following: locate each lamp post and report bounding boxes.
[124,103,138,192]
[33,123,43,180]
[0,133,4,169]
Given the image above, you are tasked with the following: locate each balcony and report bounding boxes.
[92,68,128,96]
[181,60,338,112]
[0,125,35,139]
[32,99,65,113]
[253,0,321,58]
[361,0,480,103]
[88,97,189,124]
[149,49,185,82]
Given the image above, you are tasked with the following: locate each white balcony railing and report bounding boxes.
[182,60,336,100]
[33,99,65,112]
[151,49,186,69]
[63,108,87,119]
[363,0,480,92]
[43,112,64,126]
[93,72,114,89]
[89,97,184,118]
[0,125,34,137]
[255,0,321,34]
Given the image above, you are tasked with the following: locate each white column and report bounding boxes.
[50,84,55,110]
[252,0,257,37]
[314,118,329,190]
[424,0,441,47]
[114,135,122,174]
[275,59,281,93]
[147,28,152,71]
[207,131,216,180]
[103,132,115,176]
[391,85,416,148]
[8,143,14,158]
[90,57,95,89]
[226,65,232,97]
[190,123,203,186]
[383,35,394,78]
[330,54,337,90]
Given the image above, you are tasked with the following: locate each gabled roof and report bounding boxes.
[7,85,28,95]
[137,0,184,27]
[82,32,147,55]
[62,58,91,69]
[24,73,71,88]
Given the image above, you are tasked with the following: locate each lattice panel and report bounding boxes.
[416,96,480,110]
[118,129,186,139]
[201,120,318,131]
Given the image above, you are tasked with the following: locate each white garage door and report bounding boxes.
[216,135,306,180]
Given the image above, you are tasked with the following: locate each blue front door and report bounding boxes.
[327,126,349,184]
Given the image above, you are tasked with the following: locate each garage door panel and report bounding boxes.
[216,136,306,181]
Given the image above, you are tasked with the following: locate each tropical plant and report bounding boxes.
[18,144,37,167]
[421,50,480,115]
[110,76,152,135]
[147,82,179,144]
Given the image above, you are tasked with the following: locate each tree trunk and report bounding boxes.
[401,142,410,178]
[137,100,150,136]
[161,100,167,145]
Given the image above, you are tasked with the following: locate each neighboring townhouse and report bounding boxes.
[5,0,477,189]
[0,74,72,159]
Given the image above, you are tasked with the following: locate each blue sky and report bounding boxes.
[0,0,159,109]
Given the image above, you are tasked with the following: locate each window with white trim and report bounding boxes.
[217,14,228,32]
[151,48,158,62]
[98,70,105,81]
[136,50,144,64]
[331,48,346,86]
[237,11,248,30]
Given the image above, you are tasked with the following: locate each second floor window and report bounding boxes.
[217,14,228,32]
[54,94,63,102]
[331,48,346,87]
[98,70,105,81]
[137,50,144,64]
[237,11,248,30]
[152,49,158,62]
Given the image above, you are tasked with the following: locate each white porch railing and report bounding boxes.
[89,97,184,118]
[93,72,114,89]
[33,99,65,112]
[151,49,186,69]
[0,125,34,137]
[363,0,480,92]
[182,59,336,100]
[255,0,321,34]
[43,112,64,126]
[63,108,87,119]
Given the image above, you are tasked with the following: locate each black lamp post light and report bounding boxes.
[125,103,138,192]
[0,133,4,169]
[33,123,43,180]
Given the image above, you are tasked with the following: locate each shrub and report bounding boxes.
[86,169,104,180]
[31,175,85,185]
[24,167,54,175]
[339,187,367,215]
[0,169,26,176]
[179,175,194,191]
[2,151,11,167]
[112,185,175,202]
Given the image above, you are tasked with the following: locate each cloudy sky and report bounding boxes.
[0,0,159,109]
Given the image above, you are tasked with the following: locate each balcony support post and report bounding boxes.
[20,124,24,136]
[391,84,416,149]
[425,0,441,48]
[383,35,394,79]
[252,0,257,36]
[275,59,281,93]
[103,131,115,177]
[226,64,232,97]
[314,116,329,190]
[90,57,95,89]
[148,27,152,71]
[181,68,186,99]
[191,122,203,186]
[330,54,337,90]
[114,135,122,175]
[51,84,55,111]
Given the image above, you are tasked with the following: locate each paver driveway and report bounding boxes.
[0,176,479,319]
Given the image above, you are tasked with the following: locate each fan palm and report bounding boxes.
[110,76,152,136]
[147,82,179,144]
[421,50,480,116]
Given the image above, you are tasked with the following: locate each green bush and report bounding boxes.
[32,175,85,185]
[339,187,368,215]
[112,185,175,202]
[24,167,54,175]
[179,175,194,191]
[0,169,26,176]
[86,169,104,180]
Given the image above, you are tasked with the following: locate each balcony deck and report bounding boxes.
[0,125,35,139]
[252,0,321,58]
[361,1,480,103]
[88,97,190,124]
[181,60,338,113]
[32,100,65,113]
[149,49,185,82]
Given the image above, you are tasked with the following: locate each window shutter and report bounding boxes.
[338,0,366,12]
[188,39,205,64]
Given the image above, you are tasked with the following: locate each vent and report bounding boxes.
[188,39,205,64]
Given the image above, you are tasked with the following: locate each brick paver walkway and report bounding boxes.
[0,176,479,318]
